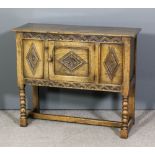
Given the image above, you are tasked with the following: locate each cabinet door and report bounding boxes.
[48,41,95,83]
[100,44,123,85]
[23,39,44,79]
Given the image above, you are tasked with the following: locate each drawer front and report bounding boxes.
[48,41,95,83]
[23,39,44,79]
[100,43,123,85]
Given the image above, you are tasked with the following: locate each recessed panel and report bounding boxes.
[54,47,89,77]
[23,39,44,79]
[100,44,123,85]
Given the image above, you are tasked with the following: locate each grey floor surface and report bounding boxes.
[0,110,155,147]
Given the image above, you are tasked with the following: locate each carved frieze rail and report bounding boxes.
[25,79,121,92]
[23,32,122,43]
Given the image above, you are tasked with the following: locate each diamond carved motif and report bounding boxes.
[26,43,40,75]
[59,51,86,72]
[104,47,119,80]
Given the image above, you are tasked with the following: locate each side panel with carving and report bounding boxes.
[48,41,95,83]
[100,44,123,85]
[23,39,44,79]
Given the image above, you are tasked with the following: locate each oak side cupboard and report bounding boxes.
[13,23,141,138]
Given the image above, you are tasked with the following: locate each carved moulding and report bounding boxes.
[26,43,40,75]
[104,47,119,80]
[25,79,121,92]
[59,51,87,72]
[23,32,122,43]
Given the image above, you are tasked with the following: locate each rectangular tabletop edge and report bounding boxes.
[12,23,141,37]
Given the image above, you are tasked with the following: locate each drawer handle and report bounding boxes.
[48,56,53,62]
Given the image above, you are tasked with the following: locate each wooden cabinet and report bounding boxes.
[13,23,141,138]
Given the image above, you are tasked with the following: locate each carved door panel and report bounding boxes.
[48,41,95,83]
[23,39,44,79]
[100,44,123,85]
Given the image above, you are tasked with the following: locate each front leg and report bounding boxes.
[129,81,135,124]
[120,96,129,138]
[19,85,27,127]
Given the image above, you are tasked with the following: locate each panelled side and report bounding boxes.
[16,32,24,87]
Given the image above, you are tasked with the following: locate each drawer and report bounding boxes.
[48,41,95,83]
[23,39,44,79]
[100,43,123,85]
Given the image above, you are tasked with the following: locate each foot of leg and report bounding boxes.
[120,129,128,139]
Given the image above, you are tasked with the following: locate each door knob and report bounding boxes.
[45,46,49,50]
[48,56,53,62]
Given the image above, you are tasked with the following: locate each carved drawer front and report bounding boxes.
[100,44,123,85]
[23,39,44,79]
[48,41,95,82]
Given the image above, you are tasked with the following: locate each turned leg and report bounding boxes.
[129,83,135,124]
[120,96,129,139]
[32,86,40,113]
[19,85,27,127]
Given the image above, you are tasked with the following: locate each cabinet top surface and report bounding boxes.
[13,23,141,37]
